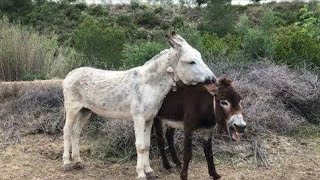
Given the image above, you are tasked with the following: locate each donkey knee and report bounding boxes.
[135,143,147,154]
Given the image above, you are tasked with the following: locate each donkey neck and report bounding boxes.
[139,49,176,88]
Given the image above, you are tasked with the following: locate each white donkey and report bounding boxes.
[62,32,216,180]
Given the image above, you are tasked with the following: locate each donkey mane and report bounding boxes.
[143,49,170,66]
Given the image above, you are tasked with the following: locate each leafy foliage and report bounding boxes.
[0,0,319,80]
[0,0,34,22]
[199,0,237,36]
[72,17,126,69]
[25,1,85,42]
[122,41,166,68]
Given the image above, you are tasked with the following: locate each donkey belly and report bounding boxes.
[85,103,132,120]
[161,119,216,133]
[162,119,184,129]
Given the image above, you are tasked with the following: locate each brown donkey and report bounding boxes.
[154,77,246,180]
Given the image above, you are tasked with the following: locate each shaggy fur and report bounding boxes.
[154,78,246,180]
[62,32,216,180]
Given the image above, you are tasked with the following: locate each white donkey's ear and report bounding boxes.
[165,31,185,48]
[166,66,174,73]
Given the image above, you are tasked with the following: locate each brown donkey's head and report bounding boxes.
[205,77,246,141]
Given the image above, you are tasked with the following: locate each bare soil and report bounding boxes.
[0,134,320,180]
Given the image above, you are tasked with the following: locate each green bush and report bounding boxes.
[153,6,164,14]
[260,9,285,31]
[116,14,133,27]
[130,1,141,10]
[199,0,236,36]
[73,17,126,69]
[122,41,166,68]
[25,1,85,43]
[171,16,184,28]
[0,0,34,22]
[201,33,244,63]
[274,25,320,67]
[87,5,108,17]
[235,15,251,36]
[272,5,320,67]
[296,5,320,39]
[176,25,203,51]
[202,33,228,55]
[243,28,276,59]
[136,11,161,29]
[0,17,59,81]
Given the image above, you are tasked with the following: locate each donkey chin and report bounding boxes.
[227,114,246,142]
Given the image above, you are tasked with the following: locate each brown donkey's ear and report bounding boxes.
[204,83,218,95]
[218,77,233,86]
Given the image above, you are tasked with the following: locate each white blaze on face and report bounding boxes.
[231,114,246,127]
[227,114,246,142]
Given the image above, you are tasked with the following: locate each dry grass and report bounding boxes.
[0,18,60,81]
[0,17,86,81]
[0,80,64,143]
[1,134,319,180]
[0,62,319,165]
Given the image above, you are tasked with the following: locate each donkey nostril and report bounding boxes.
[204,78,212,85]
[234,124,246,133]
[211,76,217,84]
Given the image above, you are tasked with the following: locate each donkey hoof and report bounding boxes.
[212,174,221,180]
[180,173,188,180]
[63,163,74,171]
[74,161,85,169]
[137,176,147,180]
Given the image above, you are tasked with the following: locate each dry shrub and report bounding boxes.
[0,80,64,142]
[0,61,319,163]
[90,120,137,162]
[233,62,319,133]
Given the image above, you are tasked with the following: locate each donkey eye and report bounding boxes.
[188,61,196,65]
[220,100,229,107]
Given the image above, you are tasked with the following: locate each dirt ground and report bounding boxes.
[0,134,320,180]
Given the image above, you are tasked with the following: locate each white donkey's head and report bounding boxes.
[166,31,217,85]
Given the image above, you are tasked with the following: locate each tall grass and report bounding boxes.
[0,17,58,81]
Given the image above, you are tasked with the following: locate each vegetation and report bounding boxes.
[0,0,319,81]
[0,17,58,81]
[0,0,319,163]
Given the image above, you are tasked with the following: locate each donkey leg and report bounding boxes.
[154,119,172,170]
[166,128,182,168]
[71,108,92,169]
[134,117,147,180]
[180,131,193,180]
[63,108,78,171]
[203,135,221,180]
[144,119,156,178]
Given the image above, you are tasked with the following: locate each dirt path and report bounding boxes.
[0,134,320,180]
